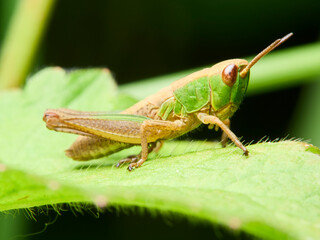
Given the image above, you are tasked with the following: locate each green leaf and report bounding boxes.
[1,68,320,240]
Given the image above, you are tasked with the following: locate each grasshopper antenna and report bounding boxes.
[240,32,293,78]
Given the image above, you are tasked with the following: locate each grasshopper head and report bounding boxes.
[208,59,249,120]
[208,33,293,120]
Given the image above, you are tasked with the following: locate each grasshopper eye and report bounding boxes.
[222,64,238,87]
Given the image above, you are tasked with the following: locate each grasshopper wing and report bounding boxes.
[43,109,151,144]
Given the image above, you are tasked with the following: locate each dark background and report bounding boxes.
[45,0,318,84]
[2,0,320,239]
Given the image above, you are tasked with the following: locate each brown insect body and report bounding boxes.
[67,73,207,161]
[44,33,293,170]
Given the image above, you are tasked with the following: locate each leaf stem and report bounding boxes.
[0,0,56,89]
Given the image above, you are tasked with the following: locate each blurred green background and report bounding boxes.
[0,0,320,239]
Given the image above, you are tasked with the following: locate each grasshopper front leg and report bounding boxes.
[197,113,248,156]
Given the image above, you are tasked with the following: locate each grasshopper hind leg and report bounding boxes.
[115,141,163,169]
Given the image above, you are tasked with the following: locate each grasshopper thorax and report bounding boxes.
[158,59,250,121]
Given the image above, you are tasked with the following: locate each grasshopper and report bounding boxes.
[43,33,293,171]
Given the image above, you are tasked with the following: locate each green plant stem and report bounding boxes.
[291,79,320,147]
[119,42,320,99]
[0,0,56,89]
[0,0,19,42]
